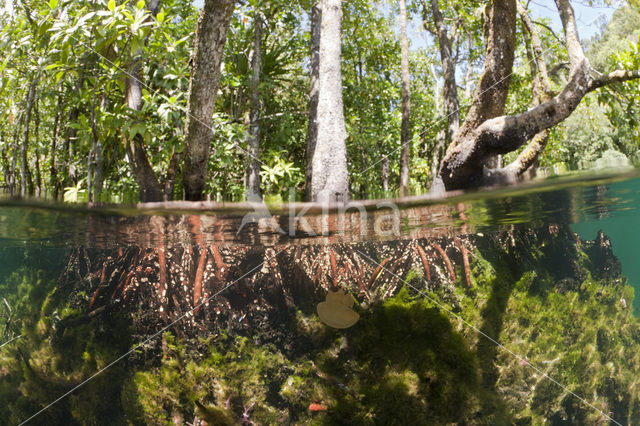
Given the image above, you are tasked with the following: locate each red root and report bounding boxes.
[368,257,391,288]
[88,287,101,311]
[99,262,107,283]
[329,249,338,285]
[110,269,128,301]
[155,222,168,320]
[454,238,472,287]
[116,273,134,300]
[416,244,431,281]
[88,263,108,311]
[432,243,456,281]
[211,245,226,281]
[193,246,207,311]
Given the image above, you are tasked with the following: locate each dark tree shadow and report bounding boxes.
[312,288,513,425]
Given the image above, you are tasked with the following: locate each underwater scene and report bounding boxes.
[2,171,640,425]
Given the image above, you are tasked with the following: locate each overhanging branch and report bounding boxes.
[588,69,640,92]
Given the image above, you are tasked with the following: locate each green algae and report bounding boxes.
[2,228,640,424]
[0,250,132,425]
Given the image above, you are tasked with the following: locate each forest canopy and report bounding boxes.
[0,0,639,203]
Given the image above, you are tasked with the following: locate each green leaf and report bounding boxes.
[108,0,116,12]
[156,11,165,23]
[136,0,145,10]
[49,0,58,9]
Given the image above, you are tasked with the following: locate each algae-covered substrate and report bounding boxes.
[1,224,640,425]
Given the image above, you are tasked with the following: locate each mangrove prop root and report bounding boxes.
[454,237,471,287]
[368,257,391,288]
[193,246,207,311]
[63,235,482,337]
[432,243,456,281]
[416,244,431,281]
[329,249,338,286]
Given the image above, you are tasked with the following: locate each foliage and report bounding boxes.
[542,3,640,171]
[0,0,638,201]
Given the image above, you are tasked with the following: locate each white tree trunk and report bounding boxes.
[308,0,349,203]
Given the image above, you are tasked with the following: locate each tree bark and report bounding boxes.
[398,0,411,197]
[125,61,163,202]
[124,0,164,202]
[63,62,88,190]
[89,77,105,202]
[50,89,64,199]
[426,0,460,144]
[454,0,517,142]
[428,64,446,188]
[382,156,389,193]
[488,2,553,183]
[0,129,9,189]
[305,2,321,201]
[463,30,475,100]
[20,79,38,198]
[9,111,23,197]
[438,0,640,190]
[244,13,263,201]
[183,0,236,201]
[34,100,42,197]
[307,0,349,203]
[163,150,179,200]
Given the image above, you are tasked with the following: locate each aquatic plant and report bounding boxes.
[3,225,640,424]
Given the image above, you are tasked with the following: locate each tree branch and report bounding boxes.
[532,20,562,43]
[549,62,569,77]
[588,69,640,92]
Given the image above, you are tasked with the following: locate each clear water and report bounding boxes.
[2,170,640,425]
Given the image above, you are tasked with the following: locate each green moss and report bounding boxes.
[0,263,132,425]
[4,229,640,424]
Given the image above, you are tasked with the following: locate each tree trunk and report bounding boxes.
[307,0,349,203]
[437,0,640,191]
[164,150,179,200]
[93,141,104,201]
[88,84,105,202]
[428,64,445,188]
[9,111,22,197]
[125,63,163,202]
[63,63,88,189]
[488,3,554,183]
[398,0,411,197]
[183,0,236,201]
[244,13,263,201]
[427,0,460,144]
[50,90,64,199]
[305,1,321,202]
[382,156,389,193]
[454,0,517,142]
[124,0,164,202]
[0,129,8,188]
[20,79,38,198]
[463,30,475,100]
[34,100,42,197]
[87,75,98,203]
